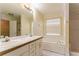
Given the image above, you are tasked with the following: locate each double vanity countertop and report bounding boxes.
[0,36,43,55]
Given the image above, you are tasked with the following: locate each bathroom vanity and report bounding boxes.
[0,36,43,56]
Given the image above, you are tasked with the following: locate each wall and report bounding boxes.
[63,4,69,55]
[43,4,69,55]
[69,4,79,52]
[33,8,45,36]
[0,11,1,35]
[0,18,1,35]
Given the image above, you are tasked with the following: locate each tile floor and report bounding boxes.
[42,50,64,56]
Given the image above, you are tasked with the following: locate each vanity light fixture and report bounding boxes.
[23,3,32,12]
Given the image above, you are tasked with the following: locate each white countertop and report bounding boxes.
[0,36,42,54]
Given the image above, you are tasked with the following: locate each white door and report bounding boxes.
[10,21,17,37]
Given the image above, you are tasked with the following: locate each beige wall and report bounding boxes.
[0,11,1,35]
[33,8,45,36]
[63,4,69,55]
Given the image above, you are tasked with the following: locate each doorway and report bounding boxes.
[0,20,9,36]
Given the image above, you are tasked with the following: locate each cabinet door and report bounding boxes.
[29,41,36,56]
[35,39,42,56]
[21,45,29,56]
[3,45,28,56]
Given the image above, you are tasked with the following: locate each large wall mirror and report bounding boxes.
[0,3,33,38]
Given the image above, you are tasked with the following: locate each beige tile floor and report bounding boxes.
[42,50,64,56]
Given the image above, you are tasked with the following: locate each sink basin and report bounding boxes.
[0,36,32,45]
[0,38,10,43]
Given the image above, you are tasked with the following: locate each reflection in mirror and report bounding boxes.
[0,3,33,38]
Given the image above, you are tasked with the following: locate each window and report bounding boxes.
[46,18,61,35]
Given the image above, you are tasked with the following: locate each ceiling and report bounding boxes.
[0,3,32,17]
[33,3,65,19]
[0,3,65,19]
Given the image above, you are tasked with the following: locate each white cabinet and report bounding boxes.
[3,39,42,56]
